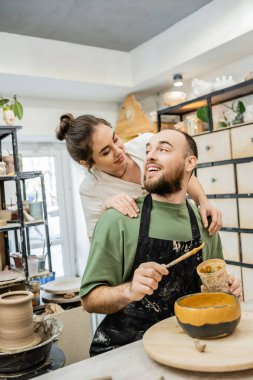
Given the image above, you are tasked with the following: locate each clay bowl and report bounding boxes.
[0,218,7,227]
[163,91,187,106]
[197,258,230,293]
[174,292,241,339]
[0,317,62,373]
[0,210,12,221]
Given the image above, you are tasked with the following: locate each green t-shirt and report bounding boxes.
[80,197,223,297]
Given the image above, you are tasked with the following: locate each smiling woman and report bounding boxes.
[56,114,222,239]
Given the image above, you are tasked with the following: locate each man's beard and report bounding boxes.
[144,164,185,195]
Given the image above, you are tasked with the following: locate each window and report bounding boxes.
[19,141,76,277]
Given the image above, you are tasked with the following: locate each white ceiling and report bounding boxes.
[0,0,212,52]
[1,0,253,103]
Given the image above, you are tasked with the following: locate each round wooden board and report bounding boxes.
[0,270,18,282]
[142,312,253,372]
[42,277,81,294]
[41,291,80,304]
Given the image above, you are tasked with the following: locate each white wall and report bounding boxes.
[2,0,253,102]
[0,32,131,86]
[130,0,253,89]
[139,52,253,116]
[12,97,120,139]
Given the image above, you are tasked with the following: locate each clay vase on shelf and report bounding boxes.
[3,109,15,126]
[0,291,39,351]
[11,253,23,268]
[28,201,43,220]
[2,156,15,175]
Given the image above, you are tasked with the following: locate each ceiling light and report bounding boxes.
[173,73,183,87]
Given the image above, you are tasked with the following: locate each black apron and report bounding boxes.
[90,194,203,356]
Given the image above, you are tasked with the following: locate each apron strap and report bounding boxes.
[138,194,152,238]
[186,199,201,240]
[138,195,201,240]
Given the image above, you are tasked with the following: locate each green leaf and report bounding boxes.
[197,106,209,123]
[236,101,245,115]
[13,100,23,119]
[0,99,9,108]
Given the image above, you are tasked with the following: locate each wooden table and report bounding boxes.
[36,301,253,380]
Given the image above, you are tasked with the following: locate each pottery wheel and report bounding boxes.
[0,334,41,353]
[0,270,18,282]
[143,311,253,372]
[0,344,65,379]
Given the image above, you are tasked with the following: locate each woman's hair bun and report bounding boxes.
[56,113,75,141]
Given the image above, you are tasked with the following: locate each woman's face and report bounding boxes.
[91,124,127,175]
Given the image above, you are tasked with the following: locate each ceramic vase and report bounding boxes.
[244,105,253,123]
[29,201,43,220]
[0,291,36,350]
[3,109,15,126]
[11,253,23,268]
[2,156,15,175]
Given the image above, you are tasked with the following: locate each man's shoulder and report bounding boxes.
[99,207,133,223]
[96,205,142,234]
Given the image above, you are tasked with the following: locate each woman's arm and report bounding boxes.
[187,175,223,235]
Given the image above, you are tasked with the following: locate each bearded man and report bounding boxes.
[80,129,241,356]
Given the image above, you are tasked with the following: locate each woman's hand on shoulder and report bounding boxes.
[102,193,139,218]
[198,201,223,235]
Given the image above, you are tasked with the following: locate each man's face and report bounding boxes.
[144,130,188,195]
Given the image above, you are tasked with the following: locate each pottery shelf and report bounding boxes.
[0,220,46,231]
[0,172,42,182]
[157,79,253,301]
[0,125,22,139]
[183,120,253,137]
[0,175,17,181]
[0,269,25,290]
[0,222,21,231]
[0,125,52,286]
[158,78,253,117]
[20,171,42,179]
[25,219,45,227]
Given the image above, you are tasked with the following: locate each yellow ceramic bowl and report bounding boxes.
[174,292,241,339]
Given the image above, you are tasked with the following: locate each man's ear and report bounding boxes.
[185,156,197,173]
[80,160,89,168]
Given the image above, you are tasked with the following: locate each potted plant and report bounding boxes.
[196,106,209,125]
[224,100,246,125]
[0,94,23,125]
[194,105,209,133]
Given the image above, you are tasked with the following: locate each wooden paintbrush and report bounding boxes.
[165,242,205,268]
